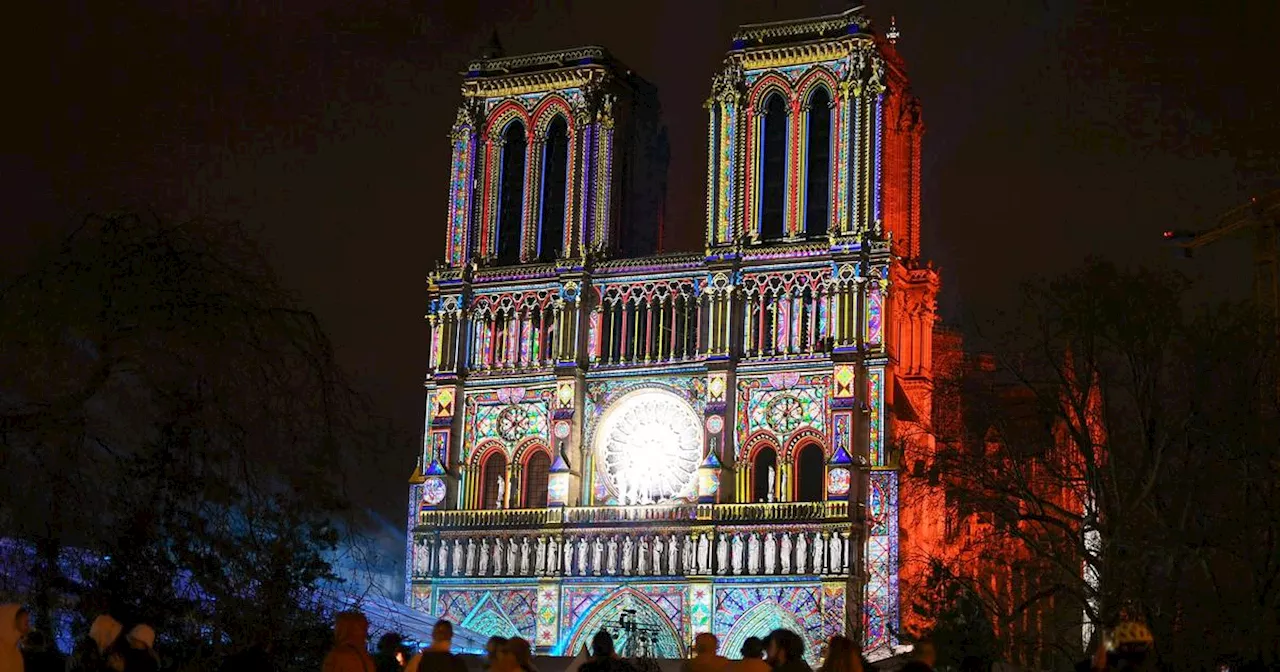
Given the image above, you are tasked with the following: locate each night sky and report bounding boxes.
[6,1,1278,524]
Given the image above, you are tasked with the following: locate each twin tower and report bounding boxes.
[413,6,939,663]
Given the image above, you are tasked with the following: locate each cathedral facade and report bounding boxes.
[408,8,938,662]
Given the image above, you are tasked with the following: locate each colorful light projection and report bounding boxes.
[864,471,899,654]
[445,130,475,267]
[595,389,703,505]
[866,366,885,466]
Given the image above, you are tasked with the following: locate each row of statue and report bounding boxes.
[413,529,852,578]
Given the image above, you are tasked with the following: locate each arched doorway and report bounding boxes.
[752,446,778,503]
[561,588,686,659]
[523,449,550,508]
[481,451,508,509]
[794,443,824,502]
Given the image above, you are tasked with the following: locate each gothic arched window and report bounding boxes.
[759,93,788,242]
[538,116,569,262]
[481,451,508,509]
[794,443,825,502]
[523,449,551,508]
[495,120,527,265]
[752,445,778,503]
[804,87,831,237]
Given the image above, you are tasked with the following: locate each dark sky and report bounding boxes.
[5,0,1278,523]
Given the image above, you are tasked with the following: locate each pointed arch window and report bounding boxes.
[481,451,508,509]
[759,93,788,242]
[794,443,825,502]
[538,116,569,262]
[752,446,778,503]
[804,87,832,237]
[523,449,551,508]
[496,120,527,265]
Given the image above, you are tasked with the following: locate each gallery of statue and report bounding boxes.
[408,8,939,663]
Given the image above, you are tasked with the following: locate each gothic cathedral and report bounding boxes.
[409,7,938,663]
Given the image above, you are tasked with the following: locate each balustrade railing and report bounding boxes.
[410,528,853,580]
[418,508,559,528]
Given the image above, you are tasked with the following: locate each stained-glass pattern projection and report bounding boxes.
[536,584,560,647]
[716,103,736,245]
[431,431,449,465]
[864,471,899,655]
[865,284,883,347]
[464,387,553,460]
[833,364,856,399]
[821,583,847,644]
[738,374,829,459]
[867,367,885,466]
[561,586,686,659]
[437,588,538,642]
[689,582,713,637]
[595,390,703,505]
[434,387,456,418]
[827,467,850,497]
[446,132,475,267]
[423,477,447,506]
[716,586,823,665]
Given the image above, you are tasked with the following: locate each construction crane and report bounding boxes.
[1163,189,1280,342]
[1164,189,1280,414]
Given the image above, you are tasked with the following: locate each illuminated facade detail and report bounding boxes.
[416,7,935,662]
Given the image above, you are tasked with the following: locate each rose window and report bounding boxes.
[764,395,805,434]
[595,389,703,505]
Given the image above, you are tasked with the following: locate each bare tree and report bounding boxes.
[920,260,1278,670]
[0,213,387,669]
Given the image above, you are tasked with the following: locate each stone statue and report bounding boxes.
[683,534,695,574]
[698,533,710,575]
[652,535,662,575]
[535,537,547,575]
[716,534,728,575]
[437,539,448,577]
[506,537,517,575]
[780,533,792,575]
[764,533,776,575]
[453,539,464,576]
[731,534,744,575]
[794,533,806,574]
[547,537,560,576]
[414,541,428,576]
[607,536,618,574]
[593,536,604,575]
[667,535,680,574]
[576,536,588,576]
[493,537,504,575]
[842,532,851,573]
[638,537,649,575]
[520,537,531,575]
[479,538,489,576]
[813,532,826,574]
[563,538,573,576]
[767,466,776,503]
[830,531,842,573]
[496,478,505,509]
[623,535,634,575]
[780,470,788,502]
[747,533,760,575]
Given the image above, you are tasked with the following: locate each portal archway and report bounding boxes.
[721,601,810,663]
[561,588,686,659]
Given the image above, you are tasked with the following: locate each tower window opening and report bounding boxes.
[496,120,527,265]
[752,446,778,503]
[804,87,831,237]
[759,93,787,241]
[795,443,824,502]
[481,451,508,509]
[524,449,550,508]
[538,116,568,262]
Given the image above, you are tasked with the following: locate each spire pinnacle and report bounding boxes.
[886,15,900,45]
[481,30,505,60]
